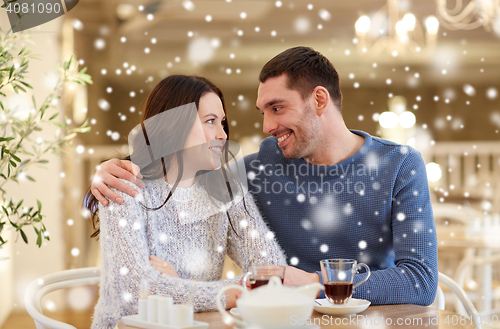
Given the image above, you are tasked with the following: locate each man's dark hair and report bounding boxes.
[259,46,343,110]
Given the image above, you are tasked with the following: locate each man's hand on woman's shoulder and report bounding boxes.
[91,159,145,206]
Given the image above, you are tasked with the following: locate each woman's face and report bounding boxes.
[183,92,227,171]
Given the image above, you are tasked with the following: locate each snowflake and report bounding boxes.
[301,220,312,230]
[358,240,367,250]
[120,267,129,276]
[122,291,132,302]
[397,213,406,221]
[290,257,299,265]
[344,203,353,215]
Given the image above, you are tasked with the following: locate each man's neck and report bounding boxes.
[304,127,364,166]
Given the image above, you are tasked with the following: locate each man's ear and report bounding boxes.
[312,86,329,116]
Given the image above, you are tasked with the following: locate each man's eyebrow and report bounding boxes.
[256,98,287,111]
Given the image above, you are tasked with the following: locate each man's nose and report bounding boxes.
[263,113,278,135]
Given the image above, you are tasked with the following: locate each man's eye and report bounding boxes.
[273,107,282,112]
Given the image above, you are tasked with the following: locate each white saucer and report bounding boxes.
[229,307,242,320]
[234,324,319,329]
[230,308,319,329]
[314,298,371,316]
[122,314,208,328]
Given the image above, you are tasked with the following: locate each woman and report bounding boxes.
[85,75,287,328]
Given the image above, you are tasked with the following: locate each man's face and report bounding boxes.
[256,75,320,159]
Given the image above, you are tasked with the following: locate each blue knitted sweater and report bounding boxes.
[243,130,438,306]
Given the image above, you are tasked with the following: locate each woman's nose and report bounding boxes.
[216,125,227,140]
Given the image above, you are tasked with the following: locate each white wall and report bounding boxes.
[0,231,13,326]
[0,12,14,327]
[0,13,66,323]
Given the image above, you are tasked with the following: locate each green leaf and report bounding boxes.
[26,175,35,182]
[18,46,26,56]
[15,199,23,211]
[10,153,21,162]
[40,104,48,119]
[37,159,48,164]
[20,229,28,244]
[0,137,15,142]
[9,220,18,228]
[49,113,58,120]
[8,66,14,79]
[36,230,42,247]
[2,206,9,217]
[36,200,41,212]
[13,84,26,93]
[19,81,33,89]
[63,133,77,141]
[9,160,17,167]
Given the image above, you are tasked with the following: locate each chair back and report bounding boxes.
[24,267,101,329]
[435,272,482,329]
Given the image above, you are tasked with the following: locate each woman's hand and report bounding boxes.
[149,255,179,277]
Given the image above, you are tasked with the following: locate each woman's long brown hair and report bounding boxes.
[84,75,249,238]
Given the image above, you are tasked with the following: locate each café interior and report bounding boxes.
[1,0,500,328]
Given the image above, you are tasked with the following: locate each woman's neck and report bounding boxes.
[165,165,196,187]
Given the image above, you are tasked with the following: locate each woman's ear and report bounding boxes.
[312,86,329,116]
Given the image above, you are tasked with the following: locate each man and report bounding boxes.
[91,46,438,305]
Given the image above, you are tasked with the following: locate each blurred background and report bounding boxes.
[1,0,500,327]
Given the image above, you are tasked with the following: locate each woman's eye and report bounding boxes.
[206,119,214,124]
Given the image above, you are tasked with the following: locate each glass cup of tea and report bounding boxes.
[242,265,286,290]
[320,259,371,305]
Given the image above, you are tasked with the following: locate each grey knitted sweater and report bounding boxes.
[92,178,287,328]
